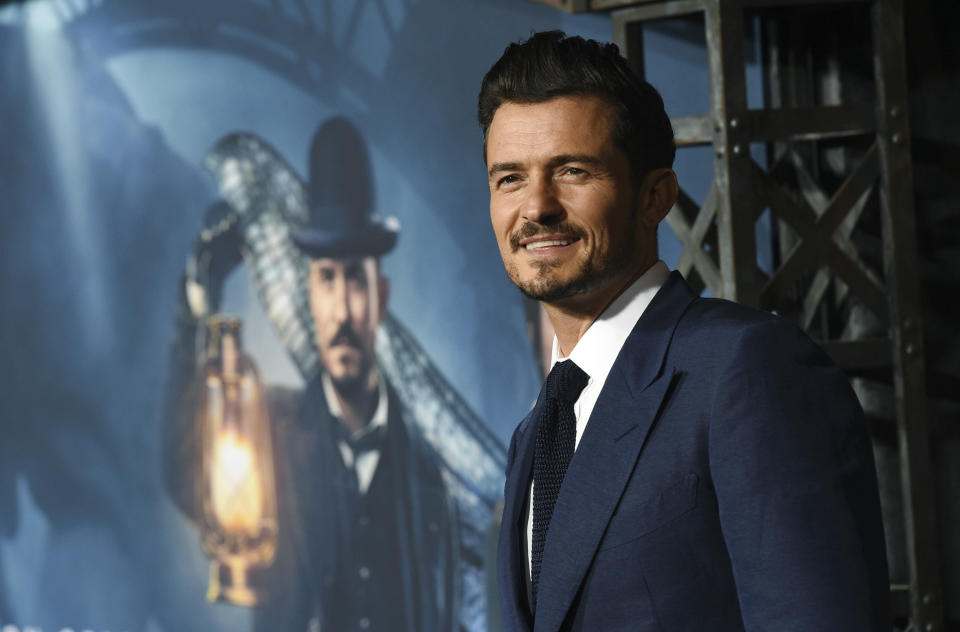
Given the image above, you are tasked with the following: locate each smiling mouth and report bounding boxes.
[525,239,567,250]
[521,237,580,253]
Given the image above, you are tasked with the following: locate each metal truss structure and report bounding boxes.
[536,0,942,629]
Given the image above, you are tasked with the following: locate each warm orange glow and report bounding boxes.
[210,429,264,533]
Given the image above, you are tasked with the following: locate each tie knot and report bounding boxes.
[545,360,589,405]
[334,421,387,456]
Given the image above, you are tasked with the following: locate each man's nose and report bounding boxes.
[330,276,350,323]
[520,175,563,223]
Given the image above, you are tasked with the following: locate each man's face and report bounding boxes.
[486,95,650,305]
[308,257,386,390]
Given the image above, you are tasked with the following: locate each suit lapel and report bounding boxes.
[499,396,544,632]
[532,272,696,632]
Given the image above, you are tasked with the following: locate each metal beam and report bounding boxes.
[607,0,705,21]
[596,0,867,11]
[605,3,944,626]
[744,104,875,141]
[818,338,893,370]
[706,0,758,304]
[672,105,875,146]
[871,0,944,628]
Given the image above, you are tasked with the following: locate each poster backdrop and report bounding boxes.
[0,1,761,630]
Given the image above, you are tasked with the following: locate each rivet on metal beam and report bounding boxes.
[923,593,933,605]
[906,343,917,356]
[729,118,740,129]
[890,105,903,119]
[925,622,935,632]
[715,148,725,158]
[892,132,905,145]
[904,318,916,331]
[732,144,743,157]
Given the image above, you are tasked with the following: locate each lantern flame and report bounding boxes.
[210,428,264,533]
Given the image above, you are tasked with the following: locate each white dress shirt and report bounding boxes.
[525,261,671,580]
[322,371,389,495]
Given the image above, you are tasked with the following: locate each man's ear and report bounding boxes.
[638,168,679,228]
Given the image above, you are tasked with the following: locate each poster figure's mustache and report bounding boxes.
[331,325,363,348]
[509,221,586,251]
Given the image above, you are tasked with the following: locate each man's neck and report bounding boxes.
[330,371,379,436]
[545,259,654,357]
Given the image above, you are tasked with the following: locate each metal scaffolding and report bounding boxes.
[536,0,942,629]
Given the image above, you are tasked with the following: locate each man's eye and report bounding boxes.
[319,269,336,283]
[563,167,587,176]
[345,268,368,287]
[497,174,521,188]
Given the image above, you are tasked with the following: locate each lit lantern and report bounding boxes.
[198,315,278,606]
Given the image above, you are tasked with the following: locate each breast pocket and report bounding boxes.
[598,473,699,552]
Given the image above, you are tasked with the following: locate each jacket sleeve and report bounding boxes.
[708,318,890,631]
[160,279,203,520]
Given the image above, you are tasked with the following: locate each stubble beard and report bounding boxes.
[505,241,634,304]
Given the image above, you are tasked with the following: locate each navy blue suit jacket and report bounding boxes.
[498,272,890,632]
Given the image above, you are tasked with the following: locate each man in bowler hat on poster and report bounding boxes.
[164,117,458,632]
[267,116,459,632]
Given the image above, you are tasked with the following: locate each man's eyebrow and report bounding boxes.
[488,155,604,179]
[548,154,604,168]
[488,162,522,178]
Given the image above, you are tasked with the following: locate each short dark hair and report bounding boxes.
[478,30,675,182]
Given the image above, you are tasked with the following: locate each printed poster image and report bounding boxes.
[0,1,631,631]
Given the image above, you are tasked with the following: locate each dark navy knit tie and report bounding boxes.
[531,359,589,606]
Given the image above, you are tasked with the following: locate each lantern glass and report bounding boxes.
[197,315,278,606]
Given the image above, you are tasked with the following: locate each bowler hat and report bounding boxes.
[290,117,398,257]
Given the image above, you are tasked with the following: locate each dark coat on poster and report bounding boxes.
[497,272,890,632]
[255,376,459,632]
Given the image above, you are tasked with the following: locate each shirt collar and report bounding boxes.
[321,370,389,439]
[551,261,670,384]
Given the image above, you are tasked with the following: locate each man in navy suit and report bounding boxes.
[479,31,890,631]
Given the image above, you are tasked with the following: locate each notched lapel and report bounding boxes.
[502,273,697,631]
[498,400,543,632]
[533,366,678,632]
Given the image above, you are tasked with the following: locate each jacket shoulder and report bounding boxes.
[667,296,839,381]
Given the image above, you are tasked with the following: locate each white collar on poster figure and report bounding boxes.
[322,371,389,494]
